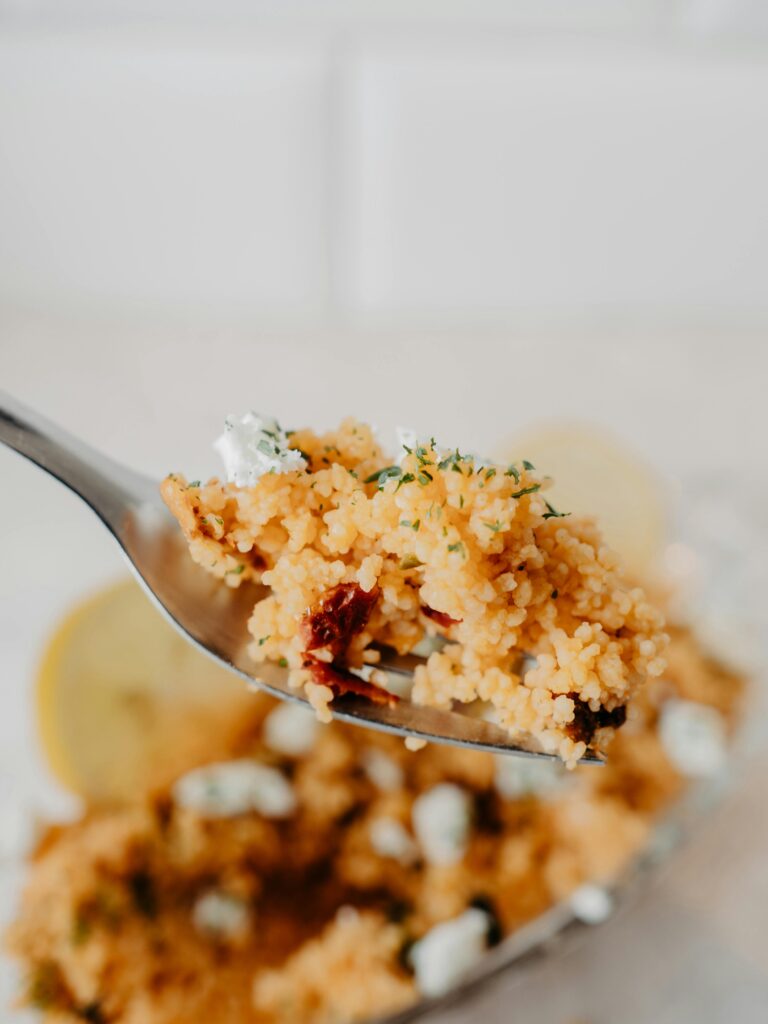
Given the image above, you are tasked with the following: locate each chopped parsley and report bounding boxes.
[258,635,271,646]
[257,439,278,457]
[447,541,466,556]
[226,564,245,576]
[504,465,520,484]
[400,519,420,531]
[415,446,433,466]
[365,465,402,489]
[522,460,535,470]
[483,520,503,533]
[438,449,467,473]
[485,467,496,480]
[511,483,541,500]
[70,911,92,947]
[399,554,423,570]
[542,500,571,520]
[278,657,289,668]
[417,470,433,486]
[395,472,415,491]
[187,480,201,488]
[459,494,465,508]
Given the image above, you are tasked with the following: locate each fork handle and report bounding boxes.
[0,390,155,529]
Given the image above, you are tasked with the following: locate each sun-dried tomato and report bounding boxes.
[421,605,462,629]
[565,694,627,746]
[304,657,396,707]
[300,584,379,658]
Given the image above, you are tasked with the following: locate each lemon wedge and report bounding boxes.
[36,578,262,805]
[497,422,667,581]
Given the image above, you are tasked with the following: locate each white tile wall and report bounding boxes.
[0,22,767,328]
[0,30,330,321]
[342,43,768,325]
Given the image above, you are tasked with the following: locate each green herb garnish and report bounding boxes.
[278,657,289,668]
[483,520,503,533]
[438,449,467,473]
[187,480,201,488]
[522,459,535,470]
[258,635,271,646]
[257,439,278,457]
[399,555,423,570]
[395,472,415,491]
[226,564,245,576]
[365,465,402,489]
[417,470,433,486]
[70,911,92,947]
[542,500,570,520]
[400,519,420,531]
[447,541,465,556]
[504,465,520,483]
[485,467,497,480]
[511,483,541,500]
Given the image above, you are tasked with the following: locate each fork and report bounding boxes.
[0,392,602,764]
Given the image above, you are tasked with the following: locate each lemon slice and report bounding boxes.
[497,422,667,580]
[37,578,262,806]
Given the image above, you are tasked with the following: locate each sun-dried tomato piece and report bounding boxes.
[300,584,379,658]
[565,694,627,746]
[421,605,462,629]
[305,657,397,707]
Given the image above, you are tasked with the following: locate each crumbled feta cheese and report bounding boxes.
[410,908,490,998]
[369,817,418,864]
[214,412,306,486]
[173,760,296,819]
[263,701,319,757]
[493,755,565,800]
[193,890,251,940]
[570,884,614,925]
[192,892,252,937]
[361,749,404,792]
[405,736,427,752]
[412,783,472,866]
[659,699,727,778]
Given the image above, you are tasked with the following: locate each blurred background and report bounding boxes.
[1,1,768,1021]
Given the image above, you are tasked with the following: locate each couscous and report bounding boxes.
[6,625,744,1023]
[161,414,668,764]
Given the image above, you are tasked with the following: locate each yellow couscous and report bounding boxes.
[162,416,668,763]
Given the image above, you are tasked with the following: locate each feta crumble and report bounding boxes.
[172,760,296,819]
[659,699,727,778]
[263,701,319,757]
[412,783,472,866]
[361,749,404,792]
[214,412,306,486]
[570,883,614,925]
[369,816,418,864]
[410,908,490,998]
[193,890,251,940]
[493,755,565,800]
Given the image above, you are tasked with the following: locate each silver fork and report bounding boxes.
[0,392,602,764]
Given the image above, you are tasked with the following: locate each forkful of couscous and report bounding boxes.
[0,394,668,766]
